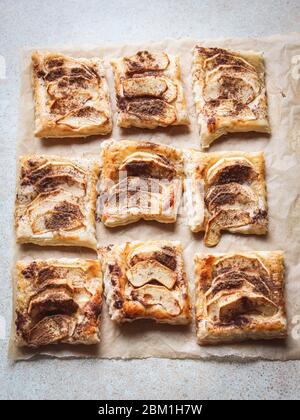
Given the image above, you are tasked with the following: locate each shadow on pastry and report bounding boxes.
[12,343,100,361]
[111,318,193,339]
[19,243,97,258]
[101,218,178,235]
[191,230,204,240]
[191,228,269,247]
[196,338,288,358]
[204,131,270,152]
[120,124,191,139]
[40,132,112,148]
[207,230,270,247]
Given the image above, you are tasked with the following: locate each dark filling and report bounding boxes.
[130,248,177,272]
[127,98,167,117]
[123,160,174,180]
[125,50,159,75]
[44,201,83,230]
[37,266,58,284]
[45,67,65,81]
[29,289,78,318]
[212,164,254,185]
[46,59,64,69]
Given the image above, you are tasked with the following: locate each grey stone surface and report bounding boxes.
[1,0,300,400]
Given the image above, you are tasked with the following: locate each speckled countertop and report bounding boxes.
[1,0,300,400]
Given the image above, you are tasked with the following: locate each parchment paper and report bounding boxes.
[10,33,300,360]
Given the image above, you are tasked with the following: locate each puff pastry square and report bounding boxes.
[15,155,99,249]
[184,150,268,246]
[194,251,287,345]
[32,51,112,137]
[99,241,191,324]
[111,50,189,129]
[192,46,270,148]
[98,140,183,227]
[15,258,103,347]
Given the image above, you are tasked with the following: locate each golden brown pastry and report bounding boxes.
[194,251,287,345]
[32,51,112,137]
[15,258,102,347]
[111,50,189,128]
[184,150,268,246]
[99,241,191,324]
[98,140,183,227]
[15,155,99,249]
[192,46,270,148]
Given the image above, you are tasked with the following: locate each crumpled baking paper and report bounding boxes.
[10,33,300,360]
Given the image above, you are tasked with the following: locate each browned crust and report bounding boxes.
[194,251,287,345]
[192,46,270,147]
[99,241,191,325]
[101,140,183,181]
[15,259,103,347]
[15,155,99,249]
[111,51,189,129]
[98,140,183,227]
[184,150,268,245]
[32,51,112,138]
